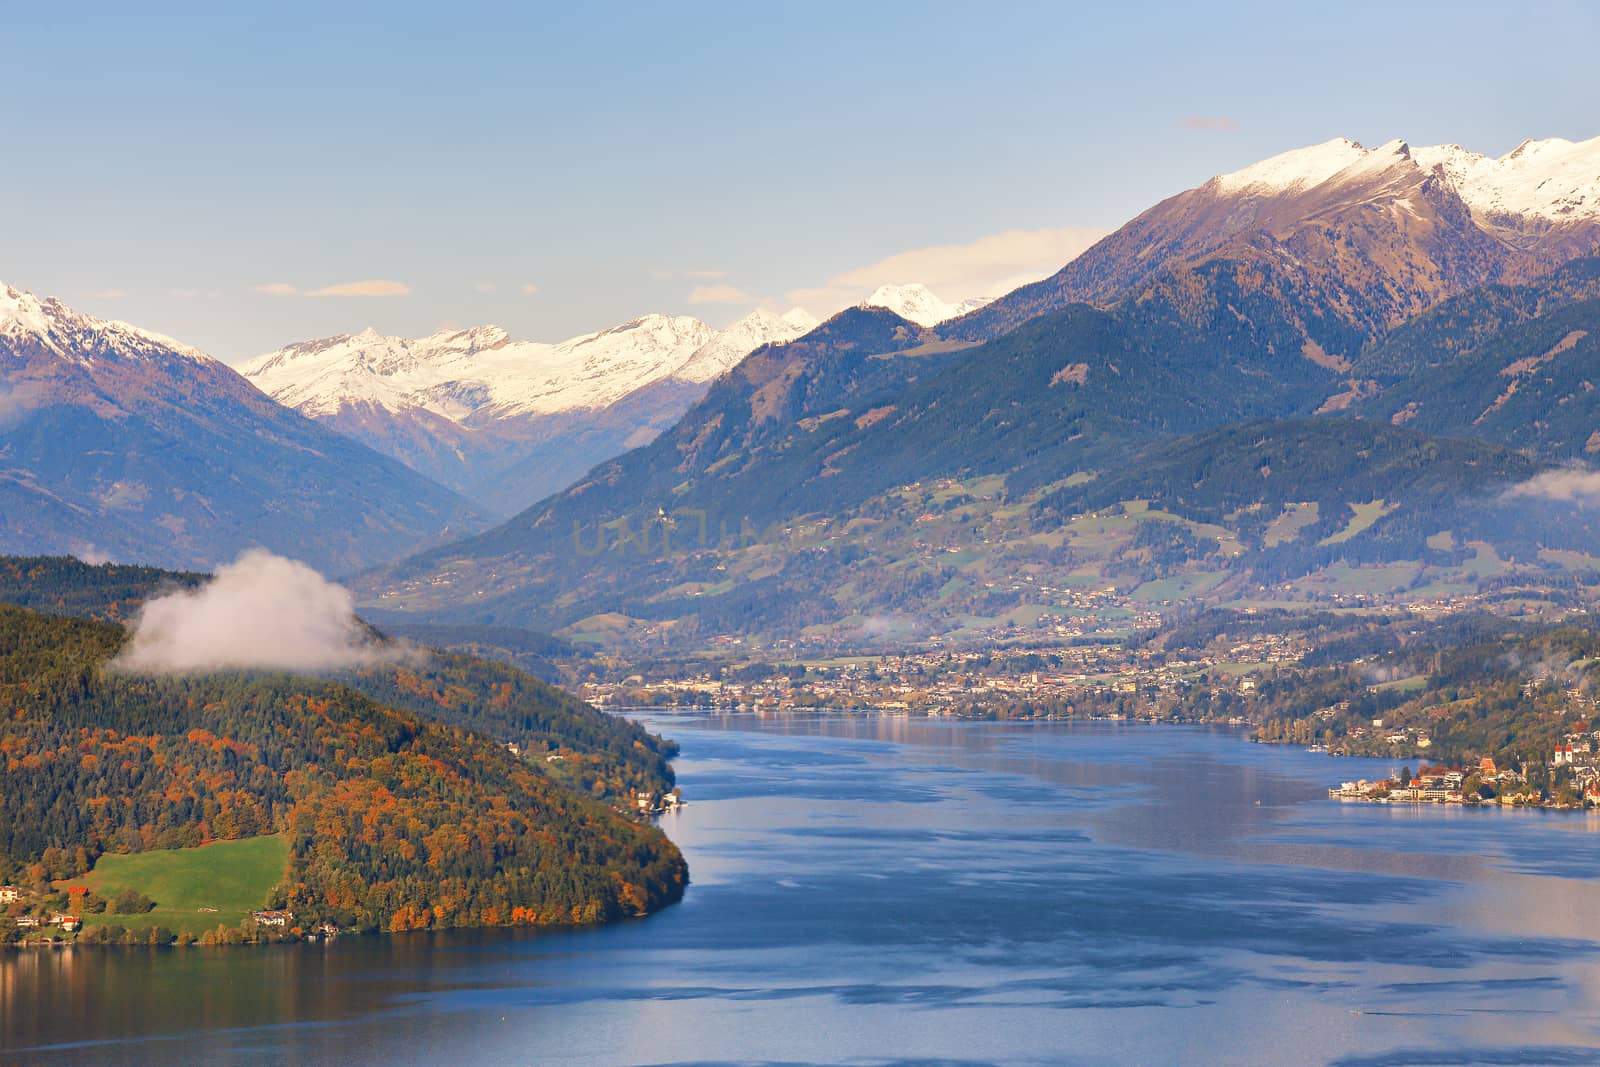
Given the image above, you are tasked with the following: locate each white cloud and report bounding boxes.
[520,282,541,296]
[0,385,30,430]
[1503,469,1600,505]
[785,226,1108,319]
[113,549,407,674]
[253,279,413,298]
[689,284,756,305]
[311,279,412,297]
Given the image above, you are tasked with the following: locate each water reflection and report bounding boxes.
[6,714,1600,1066]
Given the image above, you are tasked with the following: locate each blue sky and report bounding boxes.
[4,0,1597,360]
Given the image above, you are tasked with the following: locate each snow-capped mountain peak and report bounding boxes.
[674,307,819,384]
[1211,135,1600,224]
[237,303,826,512]
[781,307,819,331]
[1413,135,1600,222]
[1,281,212,365]
[861,283,993,328]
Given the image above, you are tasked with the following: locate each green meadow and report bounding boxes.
[73,834,290,933]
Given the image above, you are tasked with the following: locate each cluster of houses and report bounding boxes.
[250,909,294,927]
[586,631,1301,716]
[4,891,322,938]
[1329,758,1531,805]
[10,913,80,932]
[3,885,79,932]
[633,790,683,817]
[1551,731,1600,801]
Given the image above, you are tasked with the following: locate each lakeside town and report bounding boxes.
[1330,730,1600,809]
[581,619,1600,812]
[581,630,1301,716]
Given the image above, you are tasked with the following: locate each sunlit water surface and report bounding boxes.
[6,714,1600,1066]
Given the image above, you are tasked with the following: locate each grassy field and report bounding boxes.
[1319,500,1399,545]
[1373,675,1429,694]
[1294,561,1422,597]
[71,834,289,933]
[1264,502,1321,547]
[1132,572,1228,603]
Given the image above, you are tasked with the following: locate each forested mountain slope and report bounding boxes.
[0,603,686,933]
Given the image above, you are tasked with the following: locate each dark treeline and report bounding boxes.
[0,555,204,624]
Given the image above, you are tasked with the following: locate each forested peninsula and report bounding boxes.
[0,556,686,946]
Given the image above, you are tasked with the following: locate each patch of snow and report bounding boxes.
[860,284,993,327]
[1213,138,1370,195]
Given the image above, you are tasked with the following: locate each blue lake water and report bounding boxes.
[6,714,1600,1066]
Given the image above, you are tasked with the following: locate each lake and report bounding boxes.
[6,713,1600,1066]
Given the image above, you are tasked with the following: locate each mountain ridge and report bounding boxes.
[357,133,1600,649]
[947,134,1600,345]
[240,306,821,513]
[0,282,484,574]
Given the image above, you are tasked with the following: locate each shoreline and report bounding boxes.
[626,706,1600,814]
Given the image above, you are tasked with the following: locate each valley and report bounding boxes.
[14,9,1600,1062]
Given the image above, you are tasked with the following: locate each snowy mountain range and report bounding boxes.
[0,282,482,572]
[8,131,1597,581]
[954,134,1600,343]
[1215,135,1600,223]
[240,306,819,513]
[365,133,1600,646]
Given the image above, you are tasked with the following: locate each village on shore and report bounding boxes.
[1330,731,1600,810]
[582,632,1296,716]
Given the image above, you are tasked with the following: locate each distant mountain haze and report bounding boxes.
[240,307,821,514]
[358,134,1600,647]
[0,283,484,574]
[5,134,1598,609]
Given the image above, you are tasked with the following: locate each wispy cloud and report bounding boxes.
[92,288,128,299]
[689,284,756,305]
[786,226,1108,319]
[0,385,32,431]
[1183,115,1239,131]
[1503,469,1600,505]
[253,279,413,298]
[311,279,412,297]
[520,282,540,296]
[474,281,497,293]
